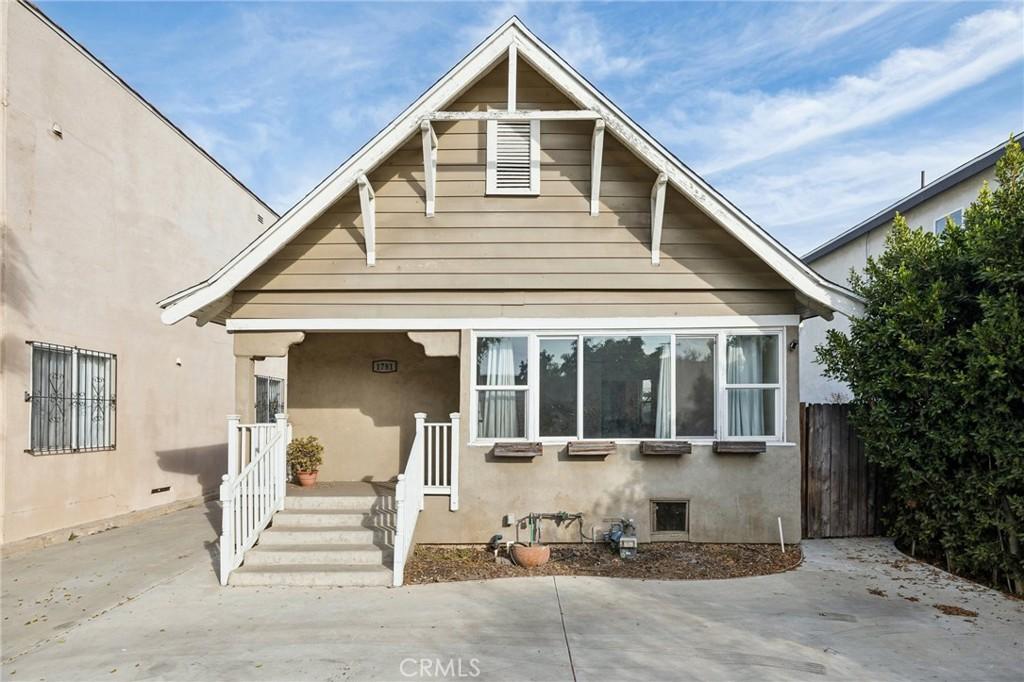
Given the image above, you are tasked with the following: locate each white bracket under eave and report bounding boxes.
[650,172,668,265]
[590,119,605,217]
[420,121,438,217]
[357,173,376,266]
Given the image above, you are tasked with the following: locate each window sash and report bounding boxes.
[255,376,286,424]
[470,330,784,443]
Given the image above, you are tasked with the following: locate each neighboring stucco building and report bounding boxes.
[0,1,284,546]
[800,134,1021,404]
[160,18,863,586]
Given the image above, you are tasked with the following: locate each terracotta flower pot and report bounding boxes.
[511,543,550,568]
[295,470,318,487]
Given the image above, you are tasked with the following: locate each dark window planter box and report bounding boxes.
[492,442,543,459]
[713,441,766,455]
[640,440,692,457]
[566,440,615,458]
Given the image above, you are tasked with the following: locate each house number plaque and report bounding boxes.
[372,359,398,373]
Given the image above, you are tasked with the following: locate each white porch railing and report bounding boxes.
[423,413,460,511]
[219,413,289,585]
[393,412,460,586]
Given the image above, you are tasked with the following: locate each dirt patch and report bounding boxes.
[867,587,888,597]
[933,603,979,618]
[405,542,801,584]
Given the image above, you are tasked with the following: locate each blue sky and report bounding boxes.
[39,1,1024,254]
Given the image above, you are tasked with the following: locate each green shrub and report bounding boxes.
[287,436,324,475]
[817,136,1024,594]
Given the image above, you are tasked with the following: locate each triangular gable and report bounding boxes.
[159,17,862,325]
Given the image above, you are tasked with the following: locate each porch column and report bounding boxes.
[234,356,256,422]
[232,331,306,422]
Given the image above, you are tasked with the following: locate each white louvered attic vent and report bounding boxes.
[486,119,540,195]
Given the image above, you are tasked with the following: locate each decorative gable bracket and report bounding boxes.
[357,173,376,266]
[650,172,668,265]
[590,119,605,217]
[420,121,438,217]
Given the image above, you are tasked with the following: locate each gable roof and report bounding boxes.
[159,17,863,325]
[803,133,1022,263]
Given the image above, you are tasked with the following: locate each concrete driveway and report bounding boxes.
[2,504,1021,681]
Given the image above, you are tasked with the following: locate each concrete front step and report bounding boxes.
[245,543,391,566]
[229,564,393,587]
[272,509,381,528]
[258,525,383,545]
[284,495,386,511]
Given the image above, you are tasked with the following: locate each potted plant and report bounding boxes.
[287,436,324,487]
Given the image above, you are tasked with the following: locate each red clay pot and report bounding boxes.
[295,471,318,487]
[511,544,550,568]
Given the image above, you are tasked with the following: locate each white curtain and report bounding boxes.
[480,338,518,437]
[728,337,764,436]
[654,343,672,438]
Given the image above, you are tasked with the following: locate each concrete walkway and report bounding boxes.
[2,504,1022,681]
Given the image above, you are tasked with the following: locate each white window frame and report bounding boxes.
[485,118,540,195]
[933,207,964,234]
[469,329,785,445]
[721,331,785,441]
[255,375,286,424]
[472,333,531,440]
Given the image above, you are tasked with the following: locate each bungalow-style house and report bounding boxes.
[159,18,863,586]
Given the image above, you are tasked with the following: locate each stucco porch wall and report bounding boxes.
[286,333,459,482]
[417,325,802,545]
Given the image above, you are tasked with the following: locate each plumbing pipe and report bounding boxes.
[777,516,786,553]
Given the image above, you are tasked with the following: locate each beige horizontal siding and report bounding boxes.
[236,57,793,318]
[230,290,799,319]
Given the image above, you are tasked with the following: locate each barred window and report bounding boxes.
[29,343,116,453]
[255,376,285,424]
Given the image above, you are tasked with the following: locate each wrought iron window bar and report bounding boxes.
[25,341,117,454]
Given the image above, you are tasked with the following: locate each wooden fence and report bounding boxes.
[801,403,884,538]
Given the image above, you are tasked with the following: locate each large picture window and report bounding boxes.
[470,329,783,443]
[29,342,116,453]
[583,335,670,438]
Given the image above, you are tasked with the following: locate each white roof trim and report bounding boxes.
[159,17,863,324]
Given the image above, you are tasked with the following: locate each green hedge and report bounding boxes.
[817,137,1024,594]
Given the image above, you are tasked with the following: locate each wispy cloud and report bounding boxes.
[666,7,1024,173]
[716,125,1013,255]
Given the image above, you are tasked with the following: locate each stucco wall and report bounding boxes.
[286,333,459,482]
[420,326,801,544]
[799,167,996,404]
[285,328,801,544]
[0,3,280,543]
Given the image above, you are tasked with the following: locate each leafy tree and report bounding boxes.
[817,136,1024,594]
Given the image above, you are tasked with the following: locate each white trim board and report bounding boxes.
[159,17,863,325]
[226,315,801,332]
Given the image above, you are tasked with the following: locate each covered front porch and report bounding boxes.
[220,330,464,586]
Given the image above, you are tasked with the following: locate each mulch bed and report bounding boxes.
[405,542,802,584]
